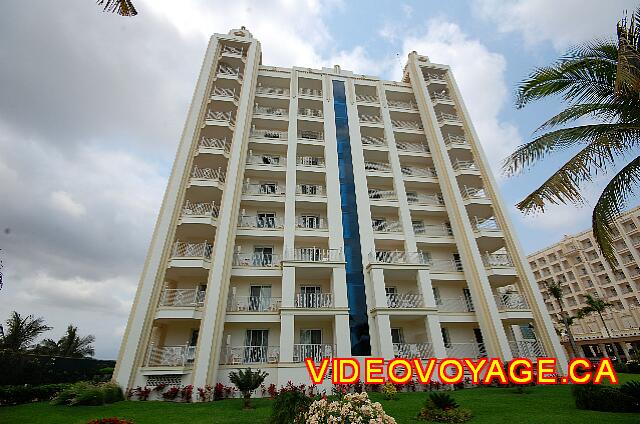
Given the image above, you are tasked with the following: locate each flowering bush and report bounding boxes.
[305,392,396,424]
[382,382,397,400]
[86,418,134,424]
[161,386,180,401]
[418,392,472,423]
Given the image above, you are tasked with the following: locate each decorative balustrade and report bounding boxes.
[242,183,286,196]
[401,166,436,177]
[431,91,453,103]
[227,296,281,312]
[217,64,243,80]
[373,220,403,233]
[472,217,500,232]
[369,250,429,265]
[206,110,235,126]
[294,344,334,363]
[361,135,386,146]
[299,87,322,97]
[356,94,379,103]
[171,241,212,259]
[388,100,417,110]
[392,119,423,130]
[396,141,429,153]
[424,73,447,84]
[285,248,344,262]
[295,293,334,308]
[406,193,444,205]
[159,289,206,307]
[386,293,423,308]
[296,156,325,167]
[296,216,328,230]
[413,223,452,237]
[296,184,325,196]
[198,136,230,153]
[256,85,290,96]
[191,166,226,183]
[443,134,468,146]
[298,130,324,142]
[238,215,284,229]
[232,253,281,267]
[446,343,484,358]
[428,259,463,272]
[368,189,398,201]
[364,161,393,173]
[246,154,285,166]
[509,340,545,358]
[254,105,288,117]
[220,346,280,365]
[250,128,288,140]
[298,108,323,118]
[495,293,529,311]
[182,200,219,218]
[211,86,237,100]
[359,114,383,124]
[393,343,433,358]
[437,113,462,125]
[483,253,514,268]
[462,186,488,200]
[437,297,474,312]
[221,45,245,56]
[146,344,196,367]
[452,160,478,172]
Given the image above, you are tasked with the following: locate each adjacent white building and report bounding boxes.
[113,27,566,392]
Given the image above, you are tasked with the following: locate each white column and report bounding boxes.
[282,266,296,308]
[375,314,395,359]
[334,315,351,357]
[280,313,295,362]
[332,267,348,308]
[425,314,447,358]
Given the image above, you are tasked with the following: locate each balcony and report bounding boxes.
[295,293,334,308]
[145,344,196,367]
[413,223,452,237]
[386,293,423,308]
[472,217,500,233]
[238,215,284,230]
[206,110,235,127]
[437,297,474,313]
[253,105,288,119]
[407,192,444,206]
[373,220,403,233]
[368,189,398,203]
[294,344,334,363]
[250,128,288,142]
[227,295,281,312]
[256,85,290,98]
[393,343,433,358]
[443,134,469,148]
[298,130,324,143]
[216,63,243,81]
[232,253,281,268]
[356,94,379,104]
[365,161,393,174]
[424,73,447,84]
[462,187,489,201]
[431,91,454,104]
[221,44,245,58]
[494,293,529,311]
[190,166,226,187]
[296,216,328,230]
[246,154,286,168]
[452,160,479,173]
[171,241,212,260]
[296,184,325,198]
[159,289,206,307]
[392,119,423,131]
[298,108,323,119]
[483,253,514,268]
[284,248,344,263]
[220,346,279,365]
[210,86,238,103]
[509,340,545,359]
[446,343,484,358]
[198,136,230,155]
[359,114,383,125]
[362,135,386,147]
[396,141,429,154]
[299,87,322,98]
[181,200,219,220]
[401,166,436,178]
[387,100,417,111]
[242,183,286,197]
[429,259,463,272]
[437,113,462,126]
[296,156,325,168]
[369,250,429,265]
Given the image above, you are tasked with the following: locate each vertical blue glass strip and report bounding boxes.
[332,80,371,356]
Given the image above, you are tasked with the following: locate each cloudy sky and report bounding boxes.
[0,0,637,359]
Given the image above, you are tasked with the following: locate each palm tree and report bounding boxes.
[0,311,51,351]
[35,325,95,357]
[577,294,622,360]
[97,0,137,16]
[229,368,268,409]
[503,8,640,266]
[546,281,582,357]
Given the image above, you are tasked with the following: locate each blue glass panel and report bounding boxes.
[332,80,371,355]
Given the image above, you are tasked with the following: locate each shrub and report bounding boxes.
[418,392,472,423]
[0,383,69,405]
[101,383,124,404]
[572,384,639,413]
[305,392,396,423]
[269,386,314,424]
[619,381,640,406]
[161,386,180,401]
[627,360,640,374]
[86,419,134,424]
[428,392,459,410]
[229,368,268,409]
[52,382,124,406]
[382,381,397,400]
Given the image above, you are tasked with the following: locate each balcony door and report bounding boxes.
[249,285,272,311]
[462,288,474,312]
[300,329,323,362]
[244,329,268,363]
[300,215,320,229]
[253,246,273,266]
[257,212,276,228]
[299,285,321,307]
[259,182,277,195]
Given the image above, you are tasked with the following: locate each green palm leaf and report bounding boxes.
[96,0,137,16]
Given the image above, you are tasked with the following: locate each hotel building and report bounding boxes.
[114,27,566,392]
[529,206,640,360]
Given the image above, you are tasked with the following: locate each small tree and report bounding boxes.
[546,282,582,357]
[0,311,51,351]
[577,295,622,360]
[229,368,268,409]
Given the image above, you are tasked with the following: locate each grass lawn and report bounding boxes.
[2,374,638,424]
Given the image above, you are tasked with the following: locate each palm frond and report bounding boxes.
[616,8,640,94]
[592,156,640,265]
[97,0,137,16]
[535,102,637,132]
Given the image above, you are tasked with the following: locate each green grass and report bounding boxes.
[1,374,638,424]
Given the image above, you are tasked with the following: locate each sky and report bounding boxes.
[0,0,637,359]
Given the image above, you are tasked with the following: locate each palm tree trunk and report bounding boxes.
[558,300,581,357]
[243,393,251,409]
[597,311,622,361]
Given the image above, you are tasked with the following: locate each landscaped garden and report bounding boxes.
[1,373,639,424]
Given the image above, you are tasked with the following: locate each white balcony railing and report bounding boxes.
[191,165,226,183]
[483,253,514,268]
[182,200,219,218]
[246,154,286,167]
[256,85,290,97]
[171,241,212,259]
[298,108,323,118]
[431,91,453,103]
[159,289,206,307]
[296,184,325,196]
[242,183,286,196]
[373,220,403,233]
[296,156,325,167]
[227,296,281,312]
[392,119,423,130]
[361,135,386,146]
[368,189,397,201]
[401,166,436,178]
[509,340,545,359]
[294,344,334,363]
[424,73,447,84]
[295,293,333,308]
[462,186,488,200]
[299,87,322,97]
[299,130,324,142]
[250,128,288,140]
[452,160,478,172]
[437,297,474,312]
[296,217,328,230]
[365,161,393,173]
[206,110,235,126]
[285,248,344,262]
[393,343,433,358]
[429,259,463,272]
[359,114,383,124]
[472,217,500,232]
[386,293,423,308]
[446,343,484,359]
[356,94,379,103]
[254,105,288,117]
[495,293,529,310]
[369,250,429,265]
[443,134,468,146]
[387,100,417,110]
[220,346,279,365]
[407,193,444,206]
[221,45,245,57]
[232,253,281,267]
[211,86,237,100]
[437,113,462,125]
[238,215,284,229]
[396,141,429,153]
[146,344,196,367]
[198,136,230,153]
[413,223,452,237]
[217,64,243,80]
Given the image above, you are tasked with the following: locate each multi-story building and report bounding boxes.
[113,27,566,392]
[529,206,640,360]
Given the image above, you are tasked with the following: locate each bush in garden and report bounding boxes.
[627,360,640,374]
[305,392,396,424]
[51,382,124,406]
[572,383,639,413]
[0,383,69,405]
[382,381,397,400]
[269,384,315,424]
[418,392,472,423]
[229,367,268,409]
[86,418,134,424]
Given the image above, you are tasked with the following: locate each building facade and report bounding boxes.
[114,27,566,392]
[529,207,640,360]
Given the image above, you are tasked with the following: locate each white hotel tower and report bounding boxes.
[114,27,566,391]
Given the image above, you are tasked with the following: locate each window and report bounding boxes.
[441,328,451,348]
[462,288,474,311]
[519,325,536,340]
[249,285,272,311]
[385,286,397,296]
[253,246,274,266]
[391,328,405,344]
[257,212,276,228]
[298,285,322,308]
[300,215,321,229]
[259,182,277,194]
[300,329,322,345]
[244,329,269,363]
[299,184,319,195]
